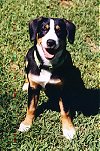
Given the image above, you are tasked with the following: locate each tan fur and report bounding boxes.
[22,95,38,126]
[59,98,74,130]
[37,34,42,45]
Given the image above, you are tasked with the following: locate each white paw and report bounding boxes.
[18,123,31,132]
[63,128,75,140]
[22,83,29,91]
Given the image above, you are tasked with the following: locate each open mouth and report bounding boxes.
[42,47,55,59]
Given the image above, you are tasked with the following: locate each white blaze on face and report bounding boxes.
[41,19,59,48]
[36,19,63,64]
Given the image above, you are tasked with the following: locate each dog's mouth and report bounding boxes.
[42,47,57,59]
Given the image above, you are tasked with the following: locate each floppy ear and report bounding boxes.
[29,17,43,42]
[64,19,76,44]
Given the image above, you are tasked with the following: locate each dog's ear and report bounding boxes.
[64,19,76,44]
[29,17,43,42]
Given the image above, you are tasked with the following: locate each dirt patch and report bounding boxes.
[86,37,99,52]
[60,0,74,7]
[10,62,19,71]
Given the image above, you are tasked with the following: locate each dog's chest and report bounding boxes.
[29,69,61,88]
[32,50,63,87]
[39,69,52,87]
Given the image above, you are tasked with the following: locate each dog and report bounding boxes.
[18,17,76,140]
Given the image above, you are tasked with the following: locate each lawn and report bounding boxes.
[0,0,99,150]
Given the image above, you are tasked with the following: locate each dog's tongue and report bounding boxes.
[43,48,54,59]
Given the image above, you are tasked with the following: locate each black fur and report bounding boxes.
[29,17,76,44]
[25,46,85,112]
[26,17,77,112]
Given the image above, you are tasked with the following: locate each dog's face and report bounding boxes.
[29,17,76,60]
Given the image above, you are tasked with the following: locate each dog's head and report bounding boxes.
[29,17,76,60]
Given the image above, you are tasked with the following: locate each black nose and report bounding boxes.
[47,39,56,47]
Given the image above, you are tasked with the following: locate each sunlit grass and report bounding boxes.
[0,0,99,150]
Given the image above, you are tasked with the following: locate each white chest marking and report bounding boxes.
[28,71,61,88]
[29,70,51,88]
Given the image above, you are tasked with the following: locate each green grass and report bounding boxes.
[0,0,99,150]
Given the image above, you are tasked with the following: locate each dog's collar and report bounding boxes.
[40,64,53,71]
[34,49,66,71]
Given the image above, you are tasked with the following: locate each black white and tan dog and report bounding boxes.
[18,17,76,140]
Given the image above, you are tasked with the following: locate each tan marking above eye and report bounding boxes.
[45,24,49,29]
[56,25,60,30]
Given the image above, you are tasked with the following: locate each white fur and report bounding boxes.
[34,50,40,67]
[18,123,31,132]
[22,82,29,91]
[39,69,52,87]
[62,127,75,140]
[28,71,52,88]
[49,79,61,84]
[28,72,61,88]
[41,19,59,49]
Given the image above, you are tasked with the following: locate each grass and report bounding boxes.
[0,0,99,150]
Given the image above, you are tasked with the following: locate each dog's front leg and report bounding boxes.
[18,82,40,132]
[59,98,75,140]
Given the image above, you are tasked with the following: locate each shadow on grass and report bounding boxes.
[36,65,100,118]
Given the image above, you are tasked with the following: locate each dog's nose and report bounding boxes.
[47,39,56,47]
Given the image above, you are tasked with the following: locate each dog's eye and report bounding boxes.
[44,24,50,30]
[55,25,60,31]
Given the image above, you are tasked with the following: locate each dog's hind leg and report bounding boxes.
[59,98,75,140]
[19,82,41,132]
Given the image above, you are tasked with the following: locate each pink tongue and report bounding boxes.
[43,48,54,59]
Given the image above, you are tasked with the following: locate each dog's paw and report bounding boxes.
[22,83,29,91]
[18,123,31,132]
[62,127,75,140]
